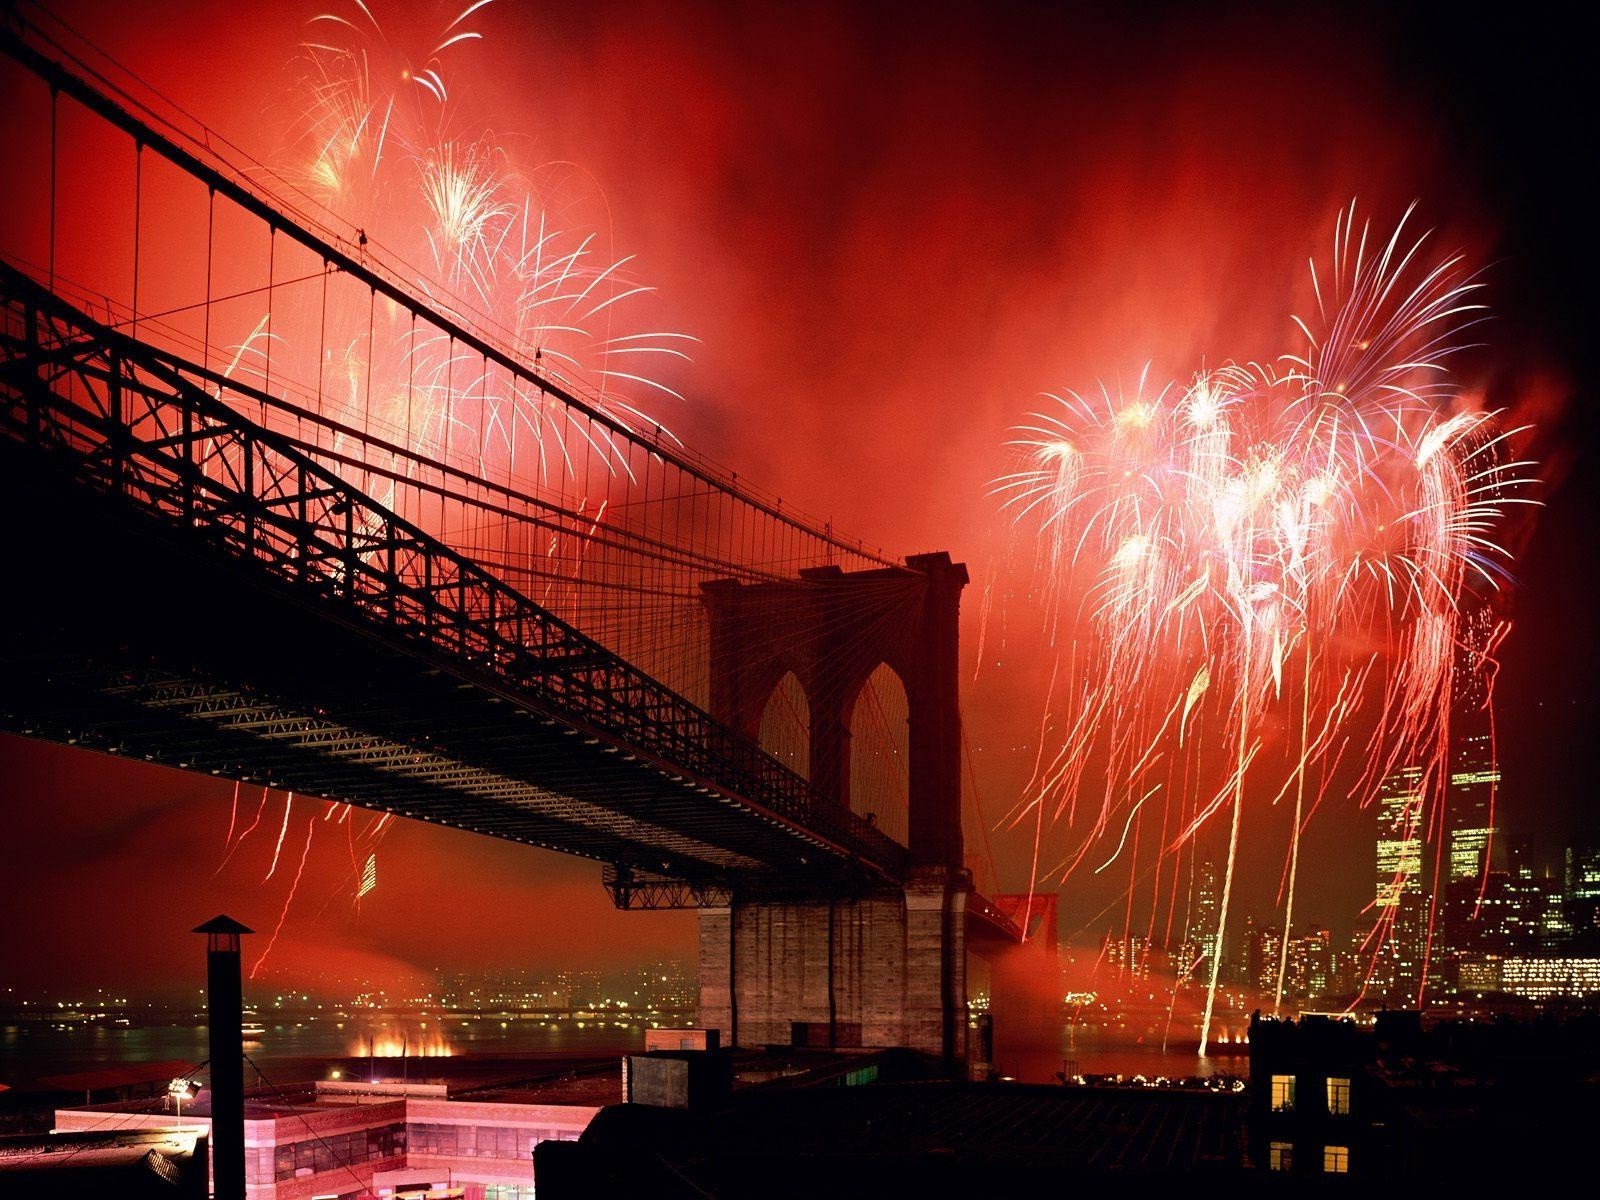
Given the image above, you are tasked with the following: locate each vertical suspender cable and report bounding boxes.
[263,225,274,414]
[405,310,415,463]
[131,141,141,339]
[316,258,327,419]
[202,188,213,374]
[443,336,453,469]
[443,336,454,540]
[362,286,374,440]
[47,85,57,294]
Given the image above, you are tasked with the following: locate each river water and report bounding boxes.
[0,1014,666,1085]
[998,1023,1251,1083]
[2,1013,1250,1087]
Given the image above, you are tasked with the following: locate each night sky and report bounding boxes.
[0,0,1593,997]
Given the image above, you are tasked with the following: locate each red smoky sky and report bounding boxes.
[1,0,1593,997]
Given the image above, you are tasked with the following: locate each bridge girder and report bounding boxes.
[0,265,910,891]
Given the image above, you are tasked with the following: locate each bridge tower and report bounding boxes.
[696,551,971,1062]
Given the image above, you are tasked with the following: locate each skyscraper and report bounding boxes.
[1100,931,1154,981]
[1447,730,1498,881]
[1375,766,1424,910]
[1568,848,1600,902]
[1446,606,1502,885]
[1242,918,1284,993]
[1285,925,1332,999]
[1177,859,1223,985]
[1567,847,1600,938]
[1373,765,1428,1000]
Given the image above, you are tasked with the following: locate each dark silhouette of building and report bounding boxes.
[0,1127,209,1198]
[1249,1010,1600,1182]
[537,1049,1247,1198]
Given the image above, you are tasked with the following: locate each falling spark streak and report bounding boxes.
[1094,784,1163,874]
[213,787,271,877]
[264,792,296,882]
[251,816,318,979]
[973,572,994,683]
[997,204,1537,1052]
[223,780,241,848]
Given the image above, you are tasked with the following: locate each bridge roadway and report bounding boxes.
[0,262,1021,945]
[0,265,916,890]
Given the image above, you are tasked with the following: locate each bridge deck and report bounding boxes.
[0,265,907,895]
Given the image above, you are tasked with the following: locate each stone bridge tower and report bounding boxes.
[695,551,971,1062]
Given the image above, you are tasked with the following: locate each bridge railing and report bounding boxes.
[0,262,911,879]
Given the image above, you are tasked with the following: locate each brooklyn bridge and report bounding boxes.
[0,16,1050,1073]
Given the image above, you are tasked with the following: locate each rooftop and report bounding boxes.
[53,1053,630,1120]
[47,1048,870,1123]
[546,1074,1248,1196]
[0,1126,207,1196]
[704,1081,1245,1173]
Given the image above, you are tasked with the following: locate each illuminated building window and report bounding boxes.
[1324,1144,1350,1174]
[1326,1076,1351,1115]
[1269,1141,1294,1172]
[1270,1074,1296,1112]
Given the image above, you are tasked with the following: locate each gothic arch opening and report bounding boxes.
[759,670,810,781]
[848,662,909,845]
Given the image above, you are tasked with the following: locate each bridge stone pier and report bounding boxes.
[697,553,971,1061]
[696,868,970,1059]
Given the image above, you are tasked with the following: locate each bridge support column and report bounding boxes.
[696,868,970,1063]
[903,868,969,1062]
[697,905,736,1046]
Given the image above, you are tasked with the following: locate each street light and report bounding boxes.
[167,1076,200,1121]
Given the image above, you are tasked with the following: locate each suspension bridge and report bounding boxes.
[0,13,1036,1062]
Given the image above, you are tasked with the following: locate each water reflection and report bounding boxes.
[0,1013,678,1081]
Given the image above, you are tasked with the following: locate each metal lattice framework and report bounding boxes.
[0,262,906,888]
[0,16,1022,937]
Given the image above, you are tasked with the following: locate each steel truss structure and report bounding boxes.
[0,264,907,893]
[0,15,1021,939]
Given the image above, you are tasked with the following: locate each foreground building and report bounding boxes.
[1249,1010,1600,1183]
[50,1071,608,1200]
[538,1048,1249,1196]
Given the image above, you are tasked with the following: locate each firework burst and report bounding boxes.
[285,0,691,498]
[201,2,694,983]
[997,203,1537,1051]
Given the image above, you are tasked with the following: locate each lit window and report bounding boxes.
[1269,1141,1294,1172]
[1324,1144,1350,1174]
[1270,1074,1296,1112]
[1326,1076,1351,1115]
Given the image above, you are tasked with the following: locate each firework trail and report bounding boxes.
[223,780,241,847]
[264,792,296,881]
[251,814,318,979]
[997,203,1536,1052]
[212,788,395,977]
[213,787,272,877]
[242,801,395,978]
